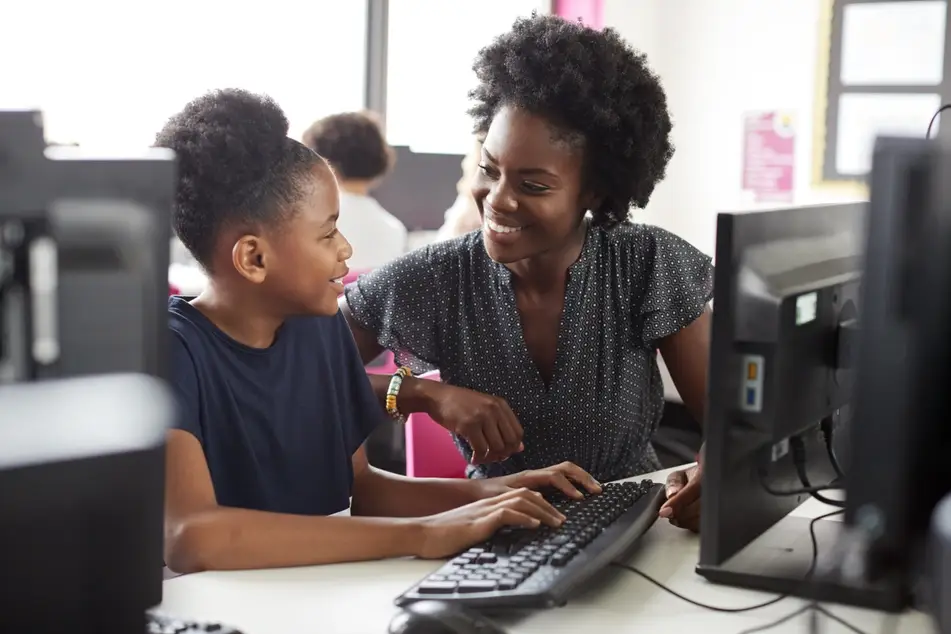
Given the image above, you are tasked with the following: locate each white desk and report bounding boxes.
[160,467,932,634]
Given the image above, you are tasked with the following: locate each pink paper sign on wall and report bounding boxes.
[742,111,796,203]
[553,0,603,28]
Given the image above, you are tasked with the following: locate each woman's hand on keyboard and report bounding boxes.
[416,488,565,559]
[480,461,603,501]
[659,463,701,532]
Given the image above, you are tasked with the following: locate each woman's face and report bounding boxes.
[471,105,590,264]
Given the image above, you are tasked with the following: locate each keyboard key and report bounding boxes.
[458,580,498,593]
[418,581,458,594]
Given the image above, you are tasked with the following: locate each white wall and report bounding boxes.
[4,0,368,149]
[604,0,865,256]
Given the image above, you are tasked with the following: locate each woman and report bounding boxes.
[341,15,711,531]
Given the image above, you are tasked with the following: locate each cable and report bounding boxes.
[734,511,872,634]
[741,603,870,634]
[927,104,951,139]
[611,509,843,615]
[611,563,787,612]
[806,510,842,569]
[791,436,845,508]
[758,435,843,500]
[811,605,870,634]
[737,604,812,634]
[820,417,845,481]
[757,509,870,634]
[759,476,840,498]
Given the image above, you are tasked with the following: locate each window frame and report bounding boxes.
[813,0,951,191]
[363,0,561,118]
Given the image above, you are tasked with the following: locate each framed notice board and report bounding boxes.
[813,0,951,192]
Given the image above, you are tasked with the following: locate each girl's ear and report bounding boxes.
[231,234,270,284]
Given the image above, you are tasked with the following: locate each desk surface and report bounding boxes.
[160,467,931,634]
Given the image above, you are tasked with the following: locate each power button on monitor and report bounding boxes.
[740,355,764,412]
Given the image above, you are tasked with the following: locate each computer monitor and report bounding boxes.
[841,136,951,614]
[0,109,175,382]
[0,374,172,632]
[696,201,890,608]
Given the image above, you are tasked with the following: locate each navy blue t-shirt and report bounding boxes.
[168,296,383,516]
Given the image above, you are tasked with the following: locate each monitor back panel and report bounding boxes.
[701,203,866,567]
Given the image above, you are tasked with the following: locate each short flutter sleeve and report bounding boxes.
[342,246,441,374]
[634,226,714,347]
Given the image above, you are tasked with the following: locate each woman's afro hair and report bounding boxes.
[469,14,674,228]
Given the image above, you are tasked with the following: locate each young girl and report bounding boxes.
[158,88,600,573]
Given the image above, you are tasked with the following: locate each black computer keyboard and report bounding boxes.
[395,479,666,609]
[147,611,244,633]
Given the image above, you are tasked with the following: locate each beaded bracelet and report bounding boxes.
[385,366,413,421]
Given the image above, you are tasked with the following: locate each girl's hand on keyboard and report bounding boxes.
[487,461,602,500]
[416,488,565,559]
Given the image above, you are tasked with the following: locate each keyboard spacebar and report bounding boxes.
[418,581,457,594]
[418,580,499,594]
[458,580,498,593]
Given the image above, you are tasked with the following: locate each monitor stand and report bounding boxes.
[696,515,909,611]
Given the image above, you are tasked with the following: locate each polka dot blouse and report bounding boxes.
[344,221,714,482]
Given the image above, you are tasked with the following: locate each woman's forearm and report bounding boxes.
[368,373,437,415]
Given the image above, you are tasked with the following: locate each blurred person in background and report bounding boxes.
[436,137,483,241]
[303,112,407,271]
